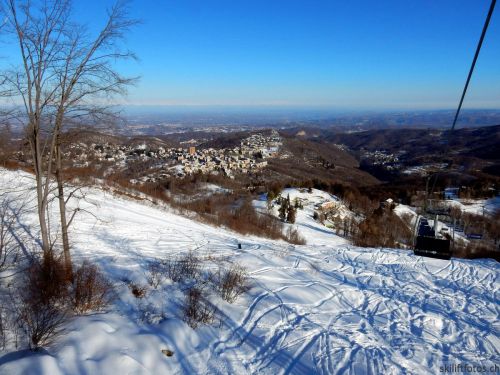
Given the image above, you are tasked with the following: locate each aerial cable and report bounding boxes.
[422,0,496,250]
[449,0,496,135]
[429,0,496,196]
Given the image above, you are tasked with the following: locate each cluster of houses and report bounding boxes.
[174,131,281,177]
[179,147,268,176]
[240,132,281,158]
[65,131,282,182]
[361,150,401,169]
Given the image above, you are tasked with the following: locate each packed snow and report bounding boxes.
[0,169,499,374]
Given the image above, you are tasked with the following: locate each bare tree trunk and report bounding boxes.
[29,128,51,254]
[55,139,72,280]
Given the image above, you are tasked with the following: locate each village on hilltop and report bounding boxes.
[60,130,282,183]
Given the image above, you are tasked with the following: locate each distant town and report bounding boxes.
[64,130,282,183]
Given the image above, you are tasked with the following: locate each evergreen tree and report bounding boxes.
[278,197,288,221]
[287,206,296,224]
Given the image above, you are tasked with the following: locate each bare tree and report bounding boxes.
[1,0,72,255]
[1,0,137,277]
[50,2,137,278]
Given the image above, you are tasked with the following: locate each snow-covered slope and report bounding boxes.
[445,196,500,216]
[254,188,352,247]
[0,169,499,375]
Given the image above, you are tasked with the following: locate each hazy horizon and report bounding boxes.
[119,106,500,129]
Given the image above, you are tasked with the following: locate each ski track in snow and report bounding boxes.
[0,169,499,375]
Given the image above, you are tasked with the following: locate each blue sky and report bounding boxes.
[6,1,500,109]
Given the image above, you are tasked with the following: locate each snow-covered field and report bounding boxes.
[0,169,499,374]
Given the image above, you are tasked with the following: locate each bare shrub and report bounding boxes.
[164,252,200,283]
[212,264,249,303]
[172,194,286,242]
[178,252,200,280]
[285,226,306,245]
[182,286,215,329]
[163,258,184,282]
[146,259,164,288]
[17,254,71,350]
[18,297,69,351]
[26,254,70,308]
[71,261,115,314]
